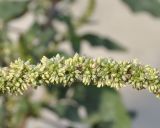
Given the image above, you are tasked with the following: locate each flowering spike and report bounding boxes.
[0,54,160,97]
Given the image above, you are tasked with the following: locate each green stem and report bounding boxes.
[1,95,9,128]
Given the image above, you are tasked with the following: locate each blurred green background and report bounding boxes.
[0,0,160,128]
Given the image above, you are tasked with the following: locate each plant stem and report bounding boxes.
[1,95,9,128]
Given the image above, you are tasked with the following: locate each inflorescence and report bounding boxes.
[0,54,160,97]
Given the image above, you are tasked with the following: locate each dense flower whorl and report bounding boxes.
[0,54,160,97]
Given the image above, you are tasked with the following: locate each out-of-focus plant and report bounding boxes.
[1,0,159,127]
[122,0,160,17]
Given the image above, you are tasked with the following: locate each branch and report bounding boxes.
[0,54,160,97]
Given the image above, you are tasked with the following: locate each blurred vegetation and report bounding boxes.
[122,0,160,17]
[0,0,158,128]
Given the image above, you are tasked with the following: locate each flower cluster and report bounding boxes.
[0,54,160,97]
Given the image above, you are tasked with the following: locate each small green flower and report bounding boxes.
[0,54,160,97]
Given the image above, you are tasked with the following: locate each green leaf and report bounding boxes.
[68,23,81,54]
[81,34,126,51]
[0,1,28,22]
[76,0,96,27]
[42,84,131,127]
[96,88,131,128]
[70,40,81,54]
[0,103,3,126]
[13,96,41,128]
[73,85,131,128]
[27,23,56,46]
[66,17,81,53]
[19,22,56,61]
[56,15,81,53]
[122,0,160,17]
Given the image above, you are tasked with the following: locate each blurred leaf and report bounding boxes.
[122,0,160,17]
[76,0,96,27]
[55,14,81,53]
[19,22,56,61]
[69,28,81,53]
[66,17,81,53]
[70,39,81,54]
[10,96,41,128]
[0,41,19,66]
[92,121,113,128]
[45,84,131,128]
[26,23,56,46]
[128,110,137,119]
[44,51,68,58]
[0,1,28,22]
[74,85,101,114]
[54,105,80,122]
[95,88,131,128]
[45,86,81,121]
[66,86,131,128]
[69,34,81,54]
[0,103,3,126]
[72,85,131,128]
[81,34,126,51]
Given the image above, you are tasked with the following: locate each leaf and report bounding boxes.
[73,85,131,128]
[76,0,96,27]
[96,88,131,128]
[81,34,126,51]
[27,23,56,46]
[19,22,56,61]
[0,1,28,22]
[66,17,81,53]
[43,84,131,128]
[11,96,41,128]
[55,15,81,53]
[122,0,160,17]
[70,39,81,54]
[67,21,81,54]
[0,103,3,127]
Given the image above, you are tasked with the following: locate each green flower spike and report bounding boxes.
[0,53,160,97]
